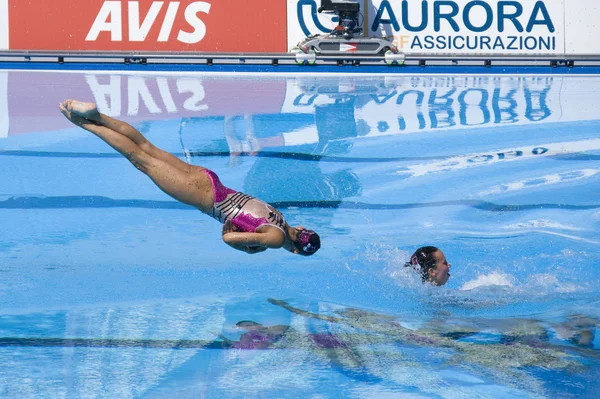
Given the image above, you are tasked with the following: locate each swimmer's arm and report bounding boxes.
[268,299,342,323]
[222,229,284,253]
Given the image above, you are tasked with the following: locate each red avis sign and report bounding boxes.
[9,0,286,52]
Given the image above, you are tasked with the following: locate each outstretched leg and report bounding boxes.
[59,101,214,213]
[65,99,193,173]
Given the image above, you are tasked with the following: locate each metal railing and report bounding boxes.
[1,50,600,68]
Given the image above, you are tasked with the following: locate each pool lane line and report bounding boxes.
[1,337,599,362]
[1,195,599,212]
[2,149,600,162]
[2,62,600,75]
[0,337,229,349]
[0,149,444,162]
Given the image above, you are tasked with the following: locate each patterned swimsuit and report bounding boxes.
[202,169,286,233]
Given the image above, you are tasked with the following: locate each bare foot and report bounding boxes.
[64,99,99,119]
[58,101,88,126]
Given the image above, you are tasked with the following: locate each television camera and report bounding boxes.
[317,0,362,39]
[292,0,404,65]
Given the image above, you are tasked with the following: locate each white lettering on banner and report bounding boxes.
[158,2,180,41]
[129,2,162,42]
[179,2,211,44]
[84,75,208,116]
[87,1,123,41]
[86,1,211,43]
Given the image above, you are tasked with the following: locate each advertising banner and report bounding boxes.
[7,0,287,52]
[564,0,600,55]
[1,1,600,59]
[287,0,566,56]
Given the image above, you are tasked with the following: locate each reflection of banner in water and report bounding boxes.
[281,76,600,137]
[398,139,600,177]
[4,71,286,136]
[478,168,600,196]
[0,71,7,138]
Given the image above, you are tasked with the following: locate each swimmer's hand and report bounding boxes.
[222,224,285,254]
[222,220,239,235]
[222,223,266,254]
[242,246,267,254]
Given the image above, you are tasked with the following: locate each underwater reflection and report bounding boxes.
[2,298,598,397]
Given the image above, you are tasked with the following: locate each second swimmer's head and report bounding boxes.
[293,227,321,256]
[405,246,451,286]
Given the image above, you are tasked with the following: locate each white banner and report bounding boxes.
[286,1,568,56]
[564,0,600,55]
[0,0,8,50]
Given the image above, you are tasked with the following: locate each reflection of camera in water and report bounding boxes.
[318,0,362,38]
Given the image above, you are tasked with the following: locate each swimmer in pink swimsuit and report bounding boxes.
[202,169,286,233]
[59,99,320,256]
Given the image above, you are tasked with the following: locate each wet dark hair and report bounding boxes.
[405,246,440,283]
[294,229,321,256]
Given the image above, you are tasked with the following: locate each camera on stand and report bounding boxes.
[292,0,404,66]
[317,0,362,39]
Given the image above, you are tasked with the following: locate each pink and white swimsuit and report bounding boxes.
[202,169,286,233]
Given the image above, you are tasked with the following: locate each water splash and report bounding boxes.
[461,272,515,291]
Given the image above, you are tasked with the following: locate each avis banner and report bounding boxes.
[7,0,287,52]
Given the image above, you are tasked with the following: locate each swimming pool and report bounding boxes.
[1,68,599,398]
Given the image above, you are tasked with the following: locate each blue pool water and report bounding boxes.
[1,69,600,398]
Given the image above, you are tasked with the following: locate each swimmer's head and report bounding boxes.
[405,246,451,286]
[292,227,321,256]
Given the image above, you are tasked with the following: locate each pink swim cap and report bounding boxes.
[296,229,321,255]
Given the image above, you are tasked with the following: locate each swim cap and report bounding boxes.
[295,229,321,255]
